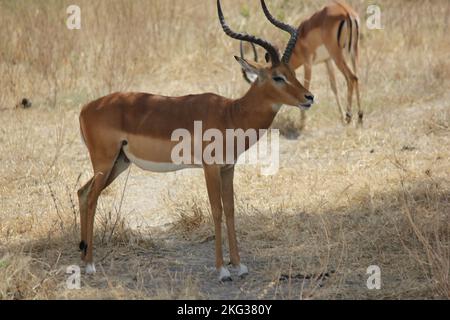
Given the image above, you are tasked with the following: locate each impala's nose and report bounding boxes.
[305,94,314,102]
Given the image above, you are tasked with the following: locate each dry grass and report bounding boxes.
[0,0,449,299]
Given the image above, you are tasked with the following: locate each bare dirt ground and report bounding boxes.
[1,87,449,300]
[56,92,447,300]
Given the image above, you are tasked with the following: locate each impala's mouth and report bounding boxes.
[299,97,315,110]
[299,102,313,110]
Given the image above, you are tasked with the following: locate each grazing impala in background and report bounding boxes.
[77,0,314,281]
[242,0,362,129]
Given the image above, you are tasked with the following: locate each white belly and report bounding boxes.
[313,45,330,64]
[123,145,201,173]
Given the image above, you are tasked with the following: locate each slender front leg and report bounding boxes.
[220,165,248,277]
[325,60,346,124]
[300,60,313,131]
[351,53,363,126]
[203,165,231,281]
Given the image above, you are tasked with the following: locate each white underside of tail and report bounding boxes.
[338,17,359,59]
[348,18,359,58]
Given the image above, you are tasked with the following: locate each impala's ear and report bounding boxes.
[234,56,262,83]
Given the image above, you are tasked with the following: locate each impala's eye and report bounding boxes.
[273,76,286,83]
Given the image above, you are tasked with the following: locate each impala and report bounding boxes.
[77,0,314,281]
[241,0,362,129]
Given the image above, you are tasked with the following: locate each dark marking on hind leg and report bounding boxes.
[358,112,364,125]
[79,240,87,255]
[345,112,352,124]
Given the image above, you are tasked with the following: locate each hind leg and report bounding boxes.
[78,177,93,261]
[325,43,358,125]
[300,58,313,131]
[351,54,363,125]
[78,146,130,274]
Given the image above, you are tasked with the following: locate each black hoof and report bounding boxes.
[358,112,364,124]
[345,112,352,124]
[79,241,87,254]
[17,98,32,109]
[220,276,233,282]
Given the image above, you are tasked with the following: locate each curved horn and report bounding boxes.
[251,42,258,62]
[260,0,299,63]
[240,41,258,62]
[218,0,280,65]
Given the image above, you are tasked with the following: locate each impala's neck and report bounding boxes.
[229,84,280,132]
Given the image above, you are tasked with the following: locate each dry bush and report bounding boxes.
[395,179,450,298]
[0,253,40,299]
[169,200,212,237]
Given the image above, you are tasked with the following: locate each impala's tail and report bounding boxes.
[335,1,360,71]
[345,13,359,59]
[337,16,359,55]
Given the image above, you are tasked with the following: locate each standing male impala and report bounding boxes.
[77,0,314,281]
[242,0,362,129]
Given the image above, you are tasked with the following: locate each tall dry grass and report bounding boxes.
[1,1,449,112]
[0,0,449,299]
